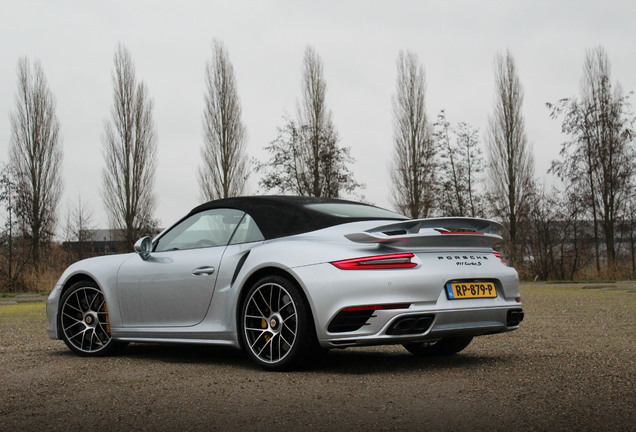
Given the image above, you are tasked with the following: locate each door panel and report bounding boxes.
[117,247,225,327]
[116,208,250,327]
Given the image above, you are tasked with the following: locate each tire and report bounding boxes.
[58,280,125,357]
[240,275,318,371]
[403,336,473,356]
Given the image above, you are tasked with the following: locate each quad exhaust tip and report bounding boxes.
[386,314,435,335]
[507,309,524,327]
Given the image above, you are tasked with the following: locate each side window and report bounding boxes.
[154,208,245,252]
[229,214,265,245]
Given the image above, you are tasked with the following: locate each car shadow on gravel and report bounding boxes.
[119,343,253,366]
[315,349,520,375]
[48,343,253,367]
[49,342,521,374]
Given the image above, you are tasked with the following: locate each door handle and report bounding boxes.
[192,266,215,276]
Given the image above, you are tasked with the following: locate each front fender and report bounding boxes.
[46,253,135,339]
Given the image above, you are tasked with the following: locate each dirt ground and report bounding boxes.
[0,282,634,431]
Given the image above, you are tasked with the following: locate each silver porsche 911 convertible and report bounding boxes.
[47,196,524,370]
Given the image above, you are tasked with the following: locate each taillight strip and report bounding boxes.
[341,303,411,312]
[493,252,508,266]
[331,253,416,270]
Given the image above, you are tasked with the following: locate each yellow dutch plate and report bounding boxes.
[446,281,497,299]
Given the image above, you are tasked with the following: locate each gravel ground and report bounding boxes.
[0,282,634,432]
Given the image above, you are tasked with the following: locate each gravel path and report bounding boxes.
[0,282,634,431]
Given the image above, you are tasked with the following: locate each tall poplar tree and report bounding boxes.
[486,50,535,266]
[198,40,249,200]
[9,58,63,263]
[102,44,157,248]
[390,50,436,218]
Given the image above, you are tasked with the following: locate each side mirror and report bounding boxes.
[134,236,153,260]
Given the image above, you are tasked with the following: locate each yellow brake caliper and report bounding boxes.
[262,318,271,342]
[104,303,111,336]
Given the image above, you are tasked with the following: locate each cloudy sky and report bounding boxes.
[1,1,634,229]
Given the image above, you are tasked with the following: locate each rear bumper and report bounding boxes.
[290,258,522,348]
[321,306,523,348]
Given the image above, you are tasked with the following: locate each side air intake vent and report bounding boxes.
[328,310,374,333]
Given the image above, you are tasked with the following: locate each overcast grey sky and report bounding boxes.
[1,1,634,229]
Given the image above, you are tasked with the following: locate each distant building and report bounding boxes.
[63,228,162,256]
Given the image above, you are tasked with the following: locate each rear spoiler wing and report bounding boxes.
[345,217,503,248]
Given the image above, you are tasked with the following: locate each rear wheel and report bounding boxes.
[58,280,125,356]
[403,336,473,356]
[240,275,318,371]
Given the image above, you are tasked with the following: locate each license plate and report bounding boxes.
[446,282,497,299]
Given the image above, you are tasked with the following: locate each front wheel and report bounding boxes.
[403,336,473,356]
[240,275,318,371]
[58,280,125,356]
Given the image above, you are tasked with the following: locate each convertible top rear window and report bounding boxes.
[305,203,406,220]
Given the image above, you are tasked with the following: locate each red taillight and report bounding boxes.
[493,252,507,266]
[341,303,411,312]
[331,253,417,270]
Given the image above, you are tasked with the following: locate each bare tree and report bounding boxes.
[259,46,360,197]
[64,195,95,260]
[0,165,31,291]
[434,110,485,217]
[548,47,635,268]
[9,58,64,264]
[198,40,249,200]
[625,197,636,278]
[102,44,157,248]
[298,46,335,196]
[390,50,436,218]
[486,50,535,266]
[526,186,590,280]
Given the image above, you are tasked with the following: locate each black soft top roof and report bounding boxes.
[188,196,405,240]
